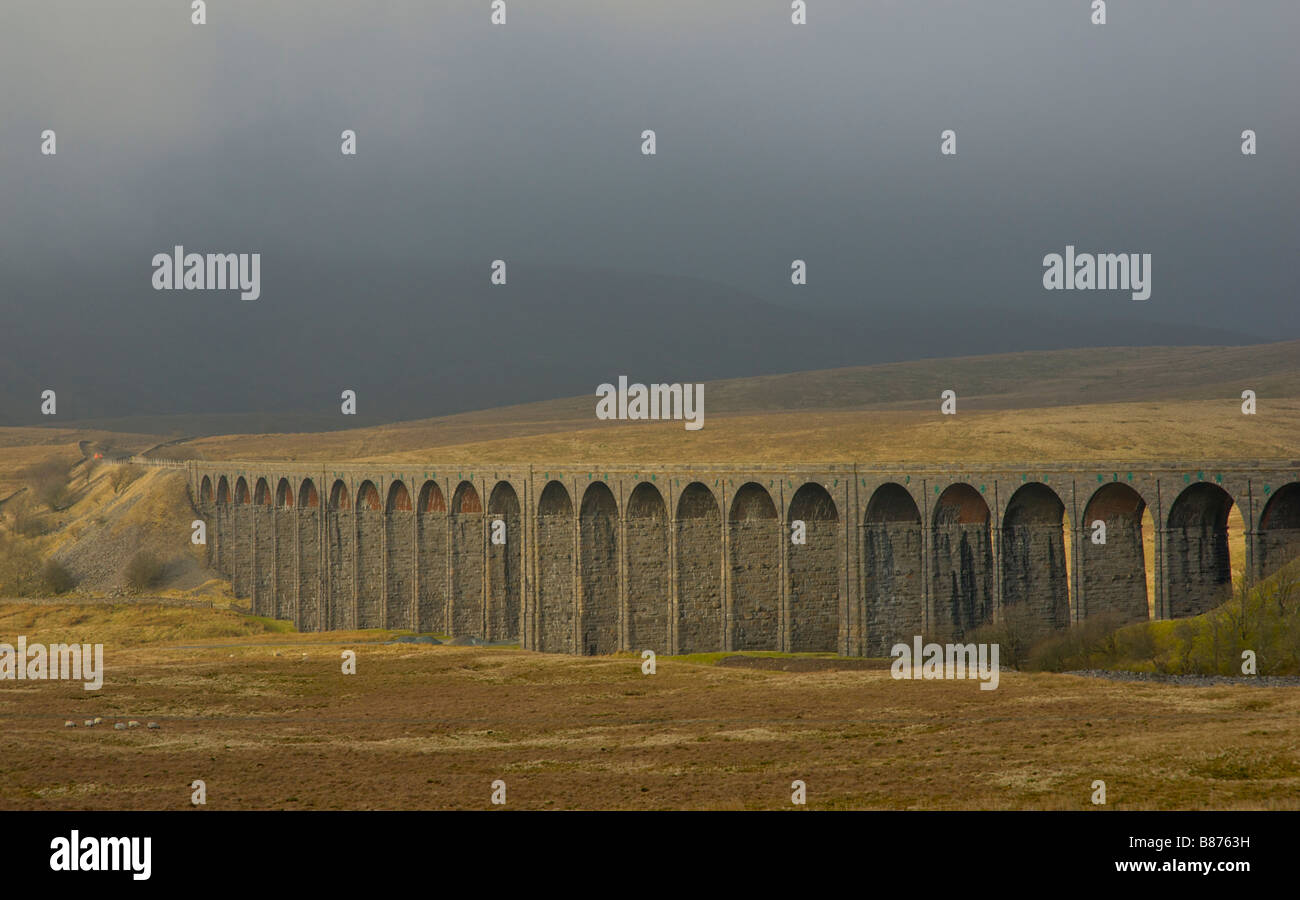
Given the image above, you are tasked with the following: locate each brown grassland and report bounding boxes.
[2,601,1299,810]
[1,342,1298,810]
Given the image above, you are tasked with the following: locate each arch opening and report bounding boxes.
[487,482,522,642]
[356,481,381,512]
[1166,482,1237,618]
[450,481,485,638]
[580,482,619,655]
[251,478,274,617]
[537,481,575,653]
[627,483,669,653]
[276,478,294,509]
[1259,482,1300,580]
[329,480,350,510]
[418,481,446,514]
[1080,483,1148,624]
[1001,482,1069,634]
[863,483,923,656]
[452,482,482,515]
[272,478,295,619]
[229,476,250,599]
[676,483,722,653]
[387,481,412,512]
[298,478,322,631]
[299,479,319,509]
[787,483,840,652]
[931,483,993,639]
[354,481,383,628]
[415,481,447,634]
[326,480,353,630]
[385,482,414,630]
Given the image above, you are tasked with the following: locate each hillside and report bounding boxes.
[171,340,1300,464]
[0,452,229,603]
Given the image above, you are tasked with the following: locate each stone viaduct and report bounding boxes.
[177,459,1300,657]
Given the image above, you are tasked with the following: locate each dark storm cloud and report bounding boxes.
[0,1,1295,424]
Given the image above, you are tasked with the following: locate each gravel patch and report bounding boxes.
[1065,669,1300,687]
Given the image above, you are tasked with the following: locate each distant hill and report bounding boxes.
[167,340,1300,466]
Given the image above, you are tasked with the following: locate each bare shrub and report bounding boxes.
[24,458,71,510]
[109,465,142,495]
[0,535,43,596]
[968,603,1055,670]
[10,502,48,538]
[40,558,75,595]
[1025,612,1124,672]
[123,551,165,593]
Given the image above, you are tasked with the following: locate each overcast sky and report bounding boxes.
[0,1,1296,423]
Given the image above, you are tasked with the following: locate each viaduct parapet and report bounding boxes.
[171,459,1300,656]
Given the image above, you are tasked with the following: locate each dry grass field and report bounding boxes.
[170,341,1300,465]
[0,342,1296,810]
[4,342,1297,474]
[1,601,1297,811]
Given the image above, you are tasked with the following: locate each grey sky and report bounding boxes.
[0,1,1295,423]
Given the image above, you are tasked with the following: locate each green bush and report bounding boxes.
[1020,561,1300,676]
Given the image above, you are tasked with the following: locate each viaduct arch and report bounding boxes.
[183,460,1300,657]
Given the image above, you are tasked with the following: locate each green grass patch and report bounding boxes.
[243,615,297,634]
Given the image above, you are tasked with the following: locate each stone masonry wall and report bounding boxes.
[626,516,669,653]
[730,519,780,650]
[299,508,321,631]
[487,511,521,641]
[232,507,251,599]
[253,507,274,618]
[580,509,618,655]
[537,514,574,653]
[1166,524,1231,617]
[386,510,414,630]
[676,516,722,653]
[327,510,354,630]
[451,513,484,637]
[356,511,384,629]
[789,518,839,652]
[862,522,923,655]
[931,523,993,639]
[1260,528,1300,581]
[275,509,295,620]
[1001,522,1070,631]
[416,513,448,634]
[199,465,1300,657]
[1079,518,1147,622]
